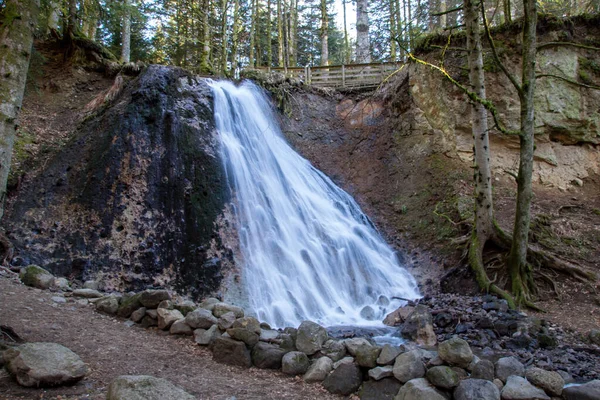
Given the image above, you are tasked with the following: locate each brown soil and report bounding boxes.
[0,275,340,400]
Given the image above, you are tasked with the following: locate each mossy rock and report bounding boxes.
[117,292,143,318]
[19,265,54,289]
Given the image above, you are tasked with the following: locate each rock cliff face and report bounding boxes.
[6,66,231,297]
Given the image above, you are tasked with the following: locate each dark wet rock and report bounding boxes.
[426,365,459,389]
[454,379,500,400]
[281,351,310,375]
[140,290,171,308]
[296,321,328,355]
[471,359,495,381]
[395,377,447,400]
[106,375,195,400]
[377,344,402,365]
[322,362,362,395]
[141,315,158,328]
[6,66,228,298]
[251,342,286,369]
[19,265,54,289]
[434,311,454,328]
[130,307,147,323]
[501,375,550,400]
[589,330,600,346]
[210,337,252,368]
[321,339,347,362]
[355,344,382,368]
[3,342,88,387]
[359,378,401,400]
[562,380,600,400]
[227,328,259,347]
[193,325,220,345]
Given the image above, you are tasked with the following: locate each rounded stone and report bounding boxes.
[282,351,310,375]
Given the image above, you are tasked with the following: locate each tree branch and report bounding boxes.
[431,5,463,16]
[536,73,600,90]
[537,42,600,52]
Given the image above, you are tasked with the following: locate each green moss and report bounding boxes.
[592,208,600,216]
[19,265,52,287]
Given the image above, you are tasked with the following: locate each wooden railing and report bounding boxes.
[250,62,403,89]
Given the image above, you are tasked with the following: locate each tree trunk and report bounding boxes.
[220,0,228,75]
[277,0,284,67]
[231,0,241,70]
[439,0,447,30]
[406,0,414,51]
[67,0,78,38]
[289,0,297,66]
[508,0,537,304]
[47,0,61,36]
[504,0,512,23]
[121,0,131,63]
[266,0,272,67]
[0,0,39,220]
[320,0,329,66]
[390,0,397,60]
[356,0,371,63]
[201,0,211,71]
[343,0,350,63]
[395,0,403,58]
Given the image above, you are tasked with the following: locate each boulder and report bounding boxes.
[589,329,600,346]
[54,278,70,290]
[193,325,220,345]
[185,308,218,329]
[394,377,447,400]
[139,289,171,308]
[227,328,259,347]
[525,367,564,397]
[400,305,437,347]
[20,265,54,289]
[157,300,174,310]
[157,308,184,330]
[438,336,473,368]
[95,296,120,315]
[471,359,495,381]
[106,375,195,400]
[130,307,147,323]
[3,342,88,387]
[355,345,382,368]
[296,321,328,355]
[322,362,363,395]
[563,380,600,400]
[212,302,244,318]
[73,288,103,298]
[321,339,347,362]
[393,350,425,383]
[304,356,333,382]
[495,356,525,383]
[368,365,394,381]
[217,312,237,330]
[281,351,310,375]
[232,316,261,334]
[333,356,355,369]
[259,329,280,342]
[141,315,158,328]
[83,280,100,290]
[454,379,501,400]
[377,344,402,365]
[345,337,372,356]
[174,301,196,316]
[169,319,193,335]
[501,375,550,400]
[426,366,460,389]
[383,305,415,326]
[359,378,402,400]
[251,342,286,369]
[117,293,143,318]
[210,337,252,368]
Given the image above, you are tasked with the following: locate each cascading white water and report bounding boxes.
[211,80,420,329]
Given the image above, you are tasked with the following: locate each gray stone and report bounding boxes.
[140,315,158,328]
[210,336,252,368]
[438,336,473,368]
[199,297,220,311]
[494,378,504,391]
[51,296,67,304]
[394,377,447,400]
[213,302,244,318]
[296,321,328,355]
[400,305,437,347]
[467,355,481,372]
[495,356,525,383]
[145,309,158,319]
[54,278,70,291]
[563,380,600,400]
[117,293,142,318]
[589,330,600,345]
[130,307,147,323]
[333,356,354,369]
[194,325,220,346]
[73,288,103,298]
[322,362,363,395]
[106,375,195,400]
[259,329,280,342]
[185,308,218,329]
[157,308,184,330]
[251,342,286,369]
[368,365,394,381]
[20,265,54,290]
[454,379,501,400]
[282,351,310,375]
[3,342,88,387]
[426,366,459,389]
[557,370,574,384]
[525,367,564,396]
[377,344,402,365]
[83,280,99,290]
[218,312,237,330]
[393,350,425,383]
[139,290,171,308]
[501,375,550,400]
[157,299,173,310]
[345,337,372,356]
[321,339,347,362]
[95,296,119,315]
[227,328,259,347]
[304,356,333,382]
[232,316,261,334]
[174,301,196,316]
[355,345,382,368]
[359,378,402,400]
[472,359,495,381]
[169,319,193,335]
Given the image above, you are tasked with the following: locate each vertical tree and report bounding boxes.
[342,0,350,63]
[0,0,39,219]
[277,0,284,66]
[220,0,228,74]
[356,0,371,63]
[47,0,61,36]
[266,0,272,66]
[201,0,211,71]
[121,0,132,63]
[249,0,257,67]
[231,0,242,69]
[390,0,397,60]
[320,0,329,65]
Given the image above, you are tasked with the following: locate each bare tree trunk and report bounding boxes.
[47,0,61,36]
[277,0,284,67]
[67,0,78,39]
[201,0,211,71]
[406,0,414,51]
[356,0,371,63]
[320,0,329,66]
[231,0,241,70]
[249,0,256,67]
[289,0,297,66]
[508,0,537,304]
[0,0,39,220]
[121,0,131,63]
[220,0,228,74]
[266,0,272,66]
[343,0,350,63]
[390,0,397,60]
[504,0,512,23]
[439,0,447,30]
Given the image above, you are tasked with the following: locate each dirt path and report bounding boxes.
[0,275,340,400]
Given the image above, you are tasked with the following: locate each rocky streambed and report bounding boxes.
[2,264,600,399]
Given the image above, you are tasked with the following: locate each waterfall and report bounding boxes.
[211,80,419,329]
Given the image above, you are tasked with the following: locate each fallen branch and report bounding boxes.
[537,42,600,52]
[536,73,600,91]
